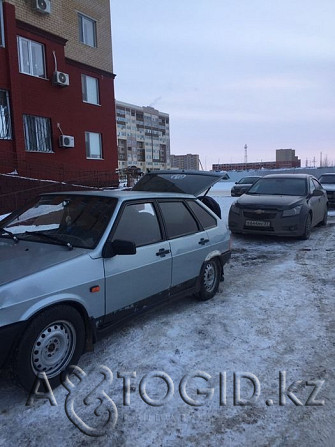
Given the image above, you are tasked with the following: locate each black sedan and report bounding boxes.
[231,176,261,196]
[228,174,328,239]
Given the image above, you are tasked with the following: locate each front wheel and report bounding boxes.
[12,305,85,391]
[196,258,221,301]
[301,213,312,240]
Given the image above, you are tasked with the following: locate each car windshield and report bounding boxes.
[319,175,335,184]
[238,177,259,184]
[0,194,117,249]
[247,178,307,196]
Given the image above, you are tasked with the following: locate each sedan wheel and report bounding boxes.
[301,213,312,240]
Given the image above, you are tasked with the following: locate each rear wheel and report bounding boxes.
[13,305,85,391]
[196,258,221,301]
[319,208,328,226]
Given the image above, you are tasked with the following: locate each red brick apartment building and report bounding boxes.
[0,0,118,187]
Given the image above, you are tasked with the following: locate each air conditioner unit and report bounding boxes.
[53,71,70,87]
[59,135,75,148]
[32,0,51,14]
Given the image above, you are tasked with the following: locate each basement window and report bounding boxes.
[85,131,102,159]
[23,114,52,153]
[0,90,12,139]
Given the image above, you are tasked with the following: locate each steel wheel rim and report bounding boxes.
[203,262,216,292]
[31,320,76,378]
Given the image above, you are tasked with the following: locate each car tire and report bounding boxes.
[319,208,328,226]
[12,305,85,391]
[196,258,220,301]
[301,213,312,240]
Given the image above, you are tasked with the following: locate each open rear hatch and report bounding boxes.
[133,170,229,196]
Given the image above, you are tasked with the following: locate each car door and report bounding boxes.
[309,178,325,224]
[103,201,172,314]
[158,200,211,292]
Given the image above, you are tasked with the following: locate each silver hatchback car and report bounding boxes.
[0,171,231,390]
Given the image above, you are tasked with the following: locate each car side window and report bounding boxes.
[159,201,199,239]
[312,178,322,190]
[112,202,162,247]
[309,178,316,194]
[187,200,217,229]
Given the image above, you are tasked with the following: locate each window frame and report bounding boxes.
[85,131,103,159]
[0,89,12,140]
[81,74,100,105]
[17,36,46,78]
[23,114,52,153]
[78,13,97,48]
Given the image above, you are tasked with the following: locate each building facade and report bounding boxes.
[170,153,199,170]
[116,100,170,173]
[0,0,118,185]
[212,149,301,172]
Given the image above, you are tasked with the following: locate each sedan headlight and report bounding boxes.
[230,202,241,215]
[282,205,302,217]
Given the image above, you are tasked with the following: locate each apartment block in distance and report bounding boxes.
[0,0,118,185]
[170,153,199,171]
[116,100,170,173]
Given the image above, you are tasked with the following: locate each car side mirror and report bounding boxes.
[102,239,136,258]
[312,189,324,197]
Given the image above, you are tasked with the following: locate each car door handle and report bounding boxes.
[156,248,171,257]
[198,238,209,245]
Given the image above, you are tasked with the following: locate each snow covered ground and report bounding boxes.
[1,182,335,446]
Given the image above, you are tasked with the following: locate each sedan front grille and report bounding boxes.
[243,211,277,220]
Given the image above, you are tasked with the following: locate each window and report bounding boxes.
[187,200,217,229]
[85,131,102,159]
[0,90,12,139]
[112,203,162,247]
[81,75,99,105]
[17,37,45,78]
[23,115,52,152]
[78,13,97,47]
[159,201,199,239]
[0,0,5,47]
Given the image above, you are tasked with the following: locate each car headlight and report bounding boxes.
[282,205,302,217]
[230,202,241,215]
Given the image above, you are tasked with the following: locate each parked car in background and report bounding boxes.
[0,171,231,391]
[231,176,261,196]
[228,174,328,239]
[319,173,335,207]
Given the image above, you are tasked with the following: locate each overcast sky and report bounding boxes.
[110,0,335,169]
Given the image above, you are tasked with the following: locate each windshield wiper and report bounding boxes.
[0,227,19,242]
[24,231,73,250]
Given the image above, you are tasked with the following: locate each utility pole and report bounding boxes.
[244,144,248,164]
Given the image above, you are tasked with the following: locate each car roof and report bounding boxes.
[262,173,313,179]
[43,190,196,201]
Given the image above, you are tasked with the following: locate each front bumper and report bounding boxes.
[0,321,27,368]
[228,210,307,237]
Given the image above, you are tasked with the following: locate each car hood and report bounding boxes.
[321,184,335,192]
[236,194,304,210]
[133,170,229,196]
[0,239,88,286]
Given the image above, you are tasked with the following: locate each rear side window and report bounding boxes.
[187,200,217,229]
[159,201,199,239]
